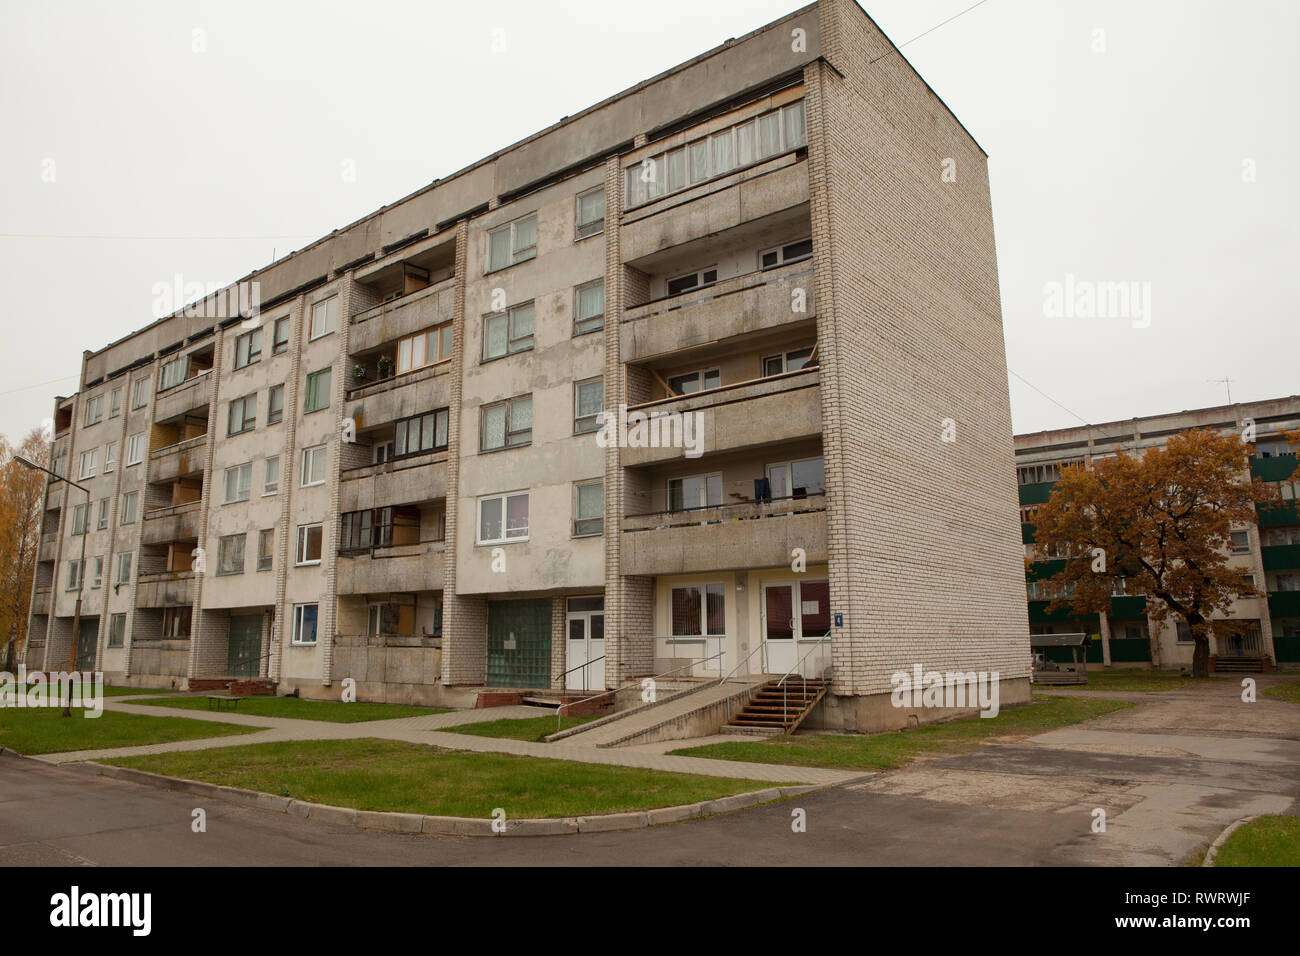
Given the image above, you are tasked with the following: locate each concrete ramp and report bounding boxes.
[549,676,768,748]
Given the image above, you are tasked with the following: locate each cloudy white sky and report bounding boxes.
[1,0,1295,440]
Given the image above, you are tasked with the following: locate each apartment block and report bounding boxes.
[1017,395,1300,672]
[25,0,1030,731]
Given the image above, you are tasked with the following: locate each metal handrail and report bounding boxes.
[554,655,605,690]
[776,632,833,729]
[555,648,725,732]
[717,641,770,721]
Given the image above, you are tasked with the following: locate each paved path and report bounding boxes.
[34,696,859,786]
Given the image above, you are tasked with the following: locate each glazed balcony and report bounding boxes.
[339,453,448,512]
[336,541,446,595]
[621,366,821,467]
[622,261,815,363]
[153,370,212,422]
[135,570,197,609]
[140,501,201,545]
[350,277,455,355]
[148,435,207,484]
[621,495,828,576]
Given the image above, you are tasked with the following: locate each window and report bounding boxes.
[115,551,131,585]
[670,583,726,636]
[486,213,537,272]
[1176,621,1194,644]
[478,492,529,544]
[373,441,393,465]
[309,296,338,340]
[217,534,246,575]
[397,322,453,373]
[341,506,421,550]
[78,449,97,480]
[766,458,826,498]
[668,474,723,511]
[228,394,257,435]
[666,268,718,297]
[301,445,327,487]
[126,433,145,466]
[762,346,817,377]
[368,602,415,637]
[66,559,83,591]
[107,613,126,648]
[121,491,138,525]
[109,387,122,419]
[1230,530,1251,554]
[272,316,290,354]
[104,441,117,473]
[482,302,534,360]
[83,395,103,426]
[131,378,150,409]
[1016,461,1081,485]
[304,367,332,412]
[97,498,109,530]
[575,186,605,238]
[162,606,190,638]
[760,237,813,271]
[292,604,319,645]
[234,328,262,369]
[224,462,252,503]
[159,355,187,391]
[626,101,807,208]
[71,503,88,536]
[574,280,604,335]
[573,481,603,536]
[296,524,323,565]
[90,556,103,589]
[395,409,449,457]
[257,529,274,571]
[481,395,532,451]
[668,368,720,395]
[263,456,280,495]
[267,384,284,424]
[574,378,604,434]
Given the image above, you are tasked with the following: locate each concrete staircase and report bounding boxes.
[721,678,829,736]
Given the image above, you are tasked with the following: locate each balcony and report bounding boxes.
[31,587,51,616]
[140,501,201,545]
[622,261,815,363]
[339,453,448,512]
[1018,481,1057,507]
[38,532,58,563]
[1259,502,1300,527]
[621,495,827,576]
[154,371,212,422]
[1262,544,1300,572]
[344,363,452,423]
[1250,455,1298,483]
[148,435,207,484]
[621,367,821,466]
[1268,590,1300,618]
[135,570,197,609]
[336,541,445,595]
[45,483,65,511]
[350,278,455,355]
[621,153,809,263]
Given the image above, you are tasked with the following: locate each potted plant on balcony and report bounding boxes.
[352,363,368,383]
[377,355,394,379]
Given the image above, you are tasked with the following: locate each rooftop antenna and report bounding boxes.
[1208,377,1234,405]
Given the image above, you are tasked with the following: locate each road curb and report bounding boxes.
[58,757,820,837]
[1201,815,1258,867]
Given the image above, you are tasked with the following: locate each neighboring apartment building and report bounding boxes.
[1016,395,1300,672]
[25,0,1030,731]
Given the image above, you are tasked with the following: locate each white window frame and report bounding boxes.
[71,503,88,535]
[670,582,727,638]
[296,523,323,566]
[115,551,132,586]
[131,378,150,409]
[126,433,145,466]
[257,529,275,571]
[267,384,285,424]
[308,296,338,341]
[758,236,813,271]
[272,315,291,353]
[477,492,530,545]
[263,456,280,495]
[66,559,83,591]
[665,267,718,297]
[104,441,117,473]
[486,213,538,272]
[158,355,188,392]
[292,603,319,645]
[228,393,257,436]
[300,445,327,487]
[84,395,103,426]
[121,491,138,525]
[223,462,252,504]
[1230,530,1251,554]
[90,555,103,589]
[233,327,262,369]
[78,449,98,480]
[97,498,109,530]
[109,387,122,419]
[668,473,723,512]
[667,368,721,395]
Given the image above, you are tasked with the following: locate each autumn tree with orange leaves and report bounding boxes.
[0,429,50,671]
[1032,429,1282,677]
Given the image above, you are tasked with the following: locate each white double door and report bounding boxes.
[565,597,606,691]
[761,579,831,674]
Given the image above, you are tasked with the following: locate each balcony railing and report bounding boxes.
[150,434,206,460]
[339,452,448,512]
[336,540,446,594]
[350,277,455,354]
[623,494,827,532]
[345,360,451,402]
[153,370,212,420]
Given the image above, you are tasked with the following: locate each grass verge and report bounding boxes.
[1263,680,1300,705]
[126,695,449,723]
[1070,669,1211,692]
[0,708,261,755]
[1212,815,1300,866]
[106,738,780,818]
[668,695,1134,771]
[442,715,596,742]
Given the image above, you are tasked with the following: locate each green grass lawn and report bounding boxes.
[1072,669,1212,692]
[102,685,173,697]
[443,715,596,742]
[1213,815,1300,867]
[125,695,449,723]
[1263,680,1300,705]
[106,738,779,818]
[668,695,1134,771]
[0,708,261,755]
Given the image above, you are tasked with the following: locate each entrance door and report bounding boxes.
[228,614,262,679]
[762,584,796,673]
[565,597,606,691]
[761,580,831,675]
[75,618,98,671]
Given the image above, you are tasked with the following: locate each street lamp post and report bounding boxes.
[15,454,90,717]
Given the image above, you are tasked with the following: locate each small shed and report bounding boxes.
[1030,632,1091,685]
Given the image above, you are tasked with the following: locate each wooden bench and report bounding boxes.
[205,694,245,712]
